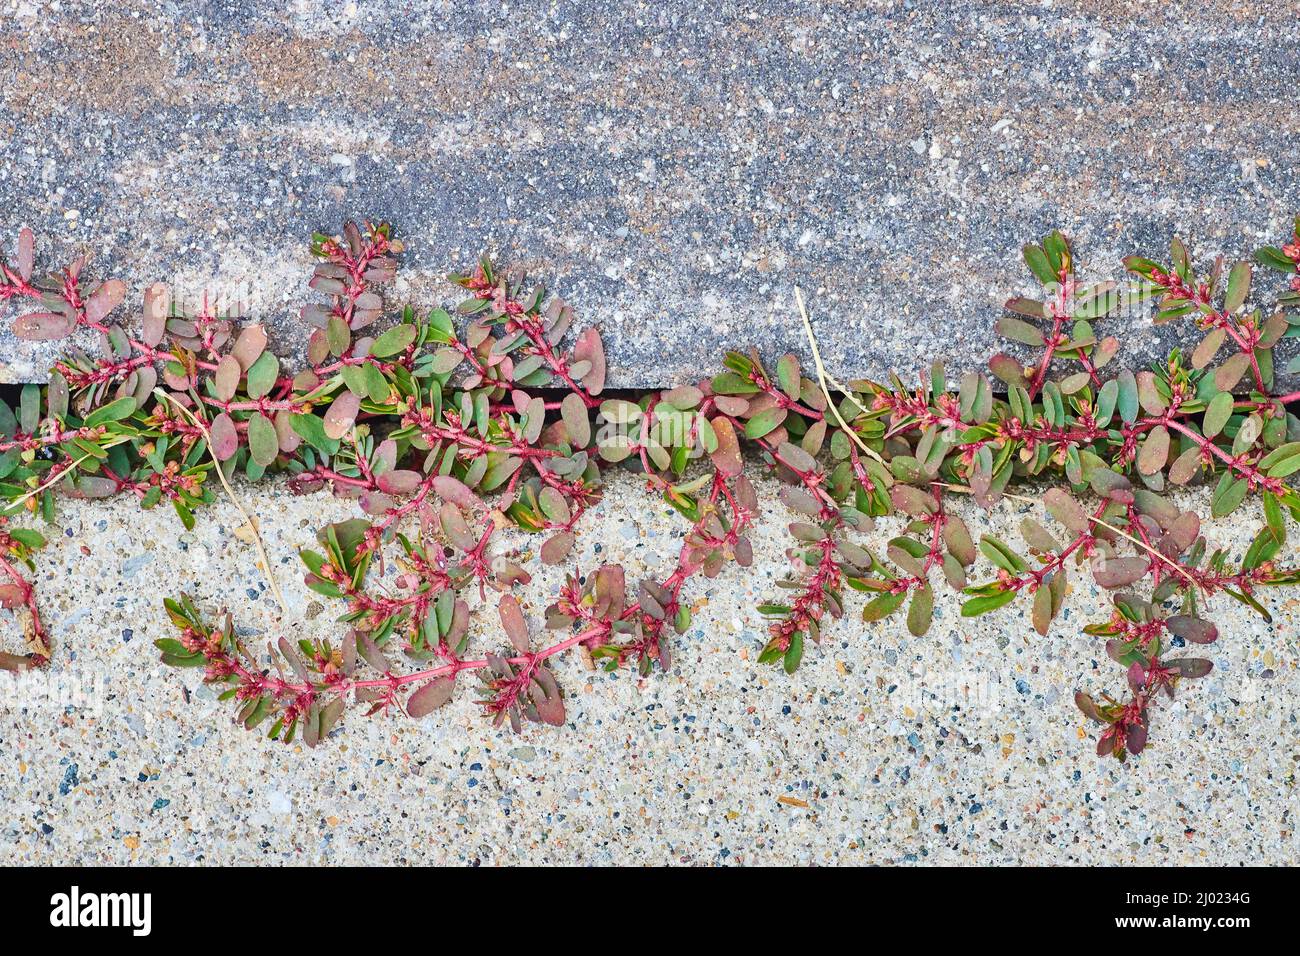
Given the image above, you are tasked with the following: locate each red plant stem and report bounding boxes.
[871,371,1281,494]
[1027,275,1074,399]
[75,303,223,380]
[556,470,750,665]
[363,471,441,552]
[0,424,108,455]
[743,431,838,518]
[453,337,496,382]
[405,408,561,462]
[846,442,882,499]
[318,230,389,329]
[0,548,48,667]
[61,227,405,401]
[510,312,600,408]
[1003,500,1109,592]
[204,622,611,721]
[769,536,840,652]
[307,466,374,490]
[746,368,826,421]
[461,267,600,408]
[1164,418,1285,494]
[0,264,40,301]
[311,352,410,382]
[201,397,310,415]
[873,387,970,440]
[631,473,752,656]
[1151,269,1265,391]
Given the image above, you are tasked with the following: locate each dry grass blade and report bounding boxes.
[936,481,1200,589]
[152,389,286,608]
[6,439,129,511]
[796,288,1201,591]
[793,287,885,464]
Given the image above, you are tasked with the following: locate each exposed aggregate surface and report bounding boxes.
[0,472,1295,865]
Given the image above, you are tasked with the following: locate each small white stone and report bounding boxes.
[268,791,292,814]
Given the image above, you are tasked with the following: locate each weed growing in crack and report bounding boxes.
[2,217,1300,760]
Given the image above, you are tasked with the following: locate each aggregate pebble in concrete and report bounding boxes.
[0,472,1294,865]
[3,2,1300,386]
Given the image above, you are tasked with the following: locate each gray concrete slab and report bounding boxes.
[3,1,1299,386]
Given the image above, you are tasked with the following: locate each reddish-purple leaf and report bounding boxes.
[561,392,591,448]
[162,363,191,391]
[439,502,478,550]
[1088,469,1133,501]
[83,279,126,324]
[13,311,74,341]
[231,323,268,371]
[274,411,302,453]
[1166,616,1218,645]
[988,352,1029,389]
[324,391,359,440]
[538,486,571,525]
[943,516,977,566]
[1136,370,1167,415]
[407,677,455,717]
[209,412,239,461]
[374,439,397,473]
[214,355,241,402]
[540,531,574,565]
[1167,447,1201,485]
[779,486,822,517]
[1075,691,1106,724]
[1214,353,1252,392]
[1169,657,1213,678]
[533,692,565,727]
[302,304,331,329]
[76,476,117,498]
[360,492,397,515]
[1125,721,1147,755]
[1137,425,1169,475]
[128,369,161,411]
[1043,487,1090,534]
[529,669,566,726]
[776,440,816,474]
[432,475,481,509]
[0,583,24,609]
[1093,556,1149,589]
[572,328,605,395]
[293,369,321,393]
[309,275,347,296]
[142,283,169,347]
[1164,512,1200,554]
[498,594,531,654]
[708,416,743,476]
[376,469,422,495]
[891,484,936,517]
[16,228,34,281]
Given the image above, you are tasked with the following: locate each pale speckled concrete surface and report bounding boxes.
[0,472,1295,865]
[3,1,1300,386]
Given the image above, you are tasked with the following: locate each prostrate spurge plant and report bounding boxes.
[2,218,1299,760]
